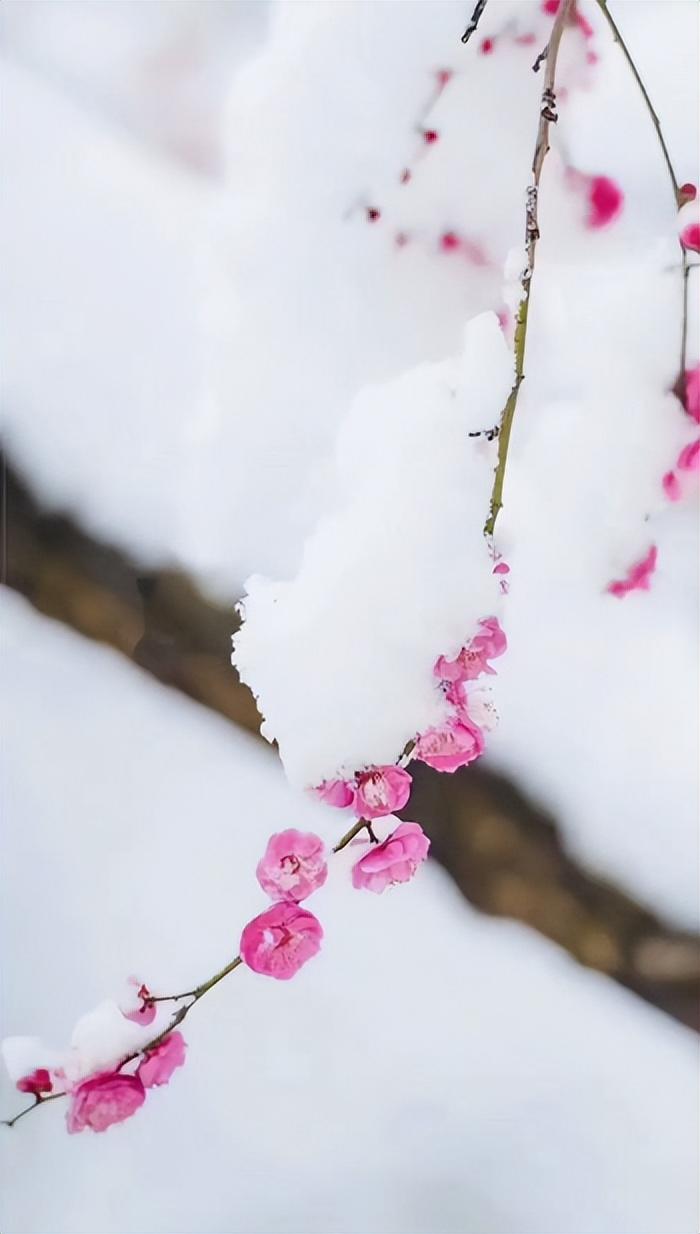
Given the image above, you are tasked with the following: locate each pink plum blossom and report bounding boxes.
[121,979,156,1027]
[677,439,700,472]
[607,545,658,598]
[662,470,682,501]
[415,716,485,771]
[137,1032,186,1089]
[415,717,485,772]
[16,1068,53,1095]
[679,183,697,206]
[256,830,327,902]
[684,366,700,423]
[315,779,355,809]
[354,766,412,819]
[438,231,490,266]
[351,821,430,894]
[680,223,700,252]
[473,616,507,659]
[461,689,499,733]
[66,1071,146,1134]
[444,678,499,732]
[575,8,594,38]
[240,903,323,980]
[435,617,506,683]
[586,176,624,229]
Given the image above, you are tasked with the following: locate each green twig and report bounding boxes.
[484,0,575,537]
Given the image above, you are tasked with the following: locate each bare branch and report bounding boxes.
[484,0,575,537]
[594,0,692,378]
[461,0,489,45]
[3,449,698,1033]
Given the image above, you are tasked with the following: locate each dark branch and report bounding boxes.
[2,447,698,1031]
[461,0,489,45]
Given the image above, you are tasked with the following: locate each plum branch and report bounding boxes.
[594,0,693,378]
[461,0,489,45]
[2,818,380,1129]
[484,0,575,537]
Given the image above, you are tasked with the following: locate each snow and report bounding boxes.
[0,0,269,174]
[1,999,162,1092]
[223,0,698,915]
[0,3,699,1227]
[233,313,512,786]
[1,590,698,1234]
[0,55,211,566]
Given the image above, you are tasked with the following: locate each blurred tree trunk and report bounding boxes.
[3,449,698,1031]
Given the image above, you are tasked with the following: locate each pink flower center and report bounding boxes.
[422,729,460,756]
[277,854,302,891]
[362,773,389,808]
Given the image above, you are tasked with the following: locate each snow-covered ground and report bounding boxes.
[1,2,698,1230]
[1,590,697,1234]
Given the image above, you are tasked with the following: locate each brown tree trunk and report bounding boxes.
[3,449,698,1030]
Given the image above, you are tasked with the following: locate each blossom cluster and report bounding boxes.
[3,615,506,1135]
[3,987,186,1136]
[244,617,506,982]
[316,615,506,808]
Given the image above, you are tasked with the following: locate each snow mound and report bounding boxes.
[233,312,513,787]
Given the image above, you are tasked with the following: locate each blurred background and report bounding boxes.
[1,3,698,1233]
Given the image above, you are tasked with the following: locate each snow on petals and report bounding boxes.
[414,717,485,773]
[232,315,515,791]
[240,903,323,980]
[351,821,430,894]
[434,616,506,683]
[137,1032,186,1089]
[66,1071,146,1134]
[461,688,499,732]
[1,1036,67,1091]
[607,545,658,598]
[354,766,412,820]
[256,830,327,902]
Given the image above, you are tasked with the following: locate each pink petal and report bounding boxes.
[677,439,700,472]
[680,223,700,252]
[662,470,682,501]
[587,176,624,229]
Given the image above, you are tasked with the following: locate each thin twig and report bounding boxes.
[1,961,244,1129]
[594,0,679,199]
[4,815,385,1128]
[484,0,575,537]
[593,0,691,378]
[461,0,489,45]
[333,818,373,853]
[2,1091,65,1129]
